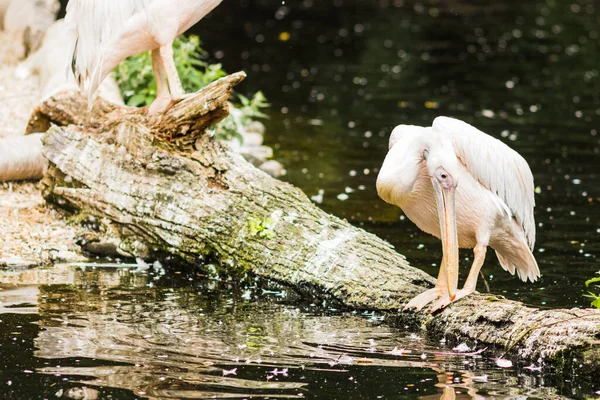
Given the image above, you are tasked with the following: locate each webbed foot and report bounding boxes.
[404,287,447,311]
[148,95,174,115]
[427,288,478,312]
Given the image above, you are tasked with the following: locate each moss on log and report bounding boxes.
[32,72,600,379]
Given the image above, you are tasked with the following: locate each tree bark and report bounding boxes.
[32,72,600,379]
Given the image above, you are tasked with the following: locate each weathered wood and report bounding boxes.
[35,73,600,378]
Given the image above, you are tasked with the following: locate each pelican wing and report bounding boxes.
[65,0,151,99]
[433,117,536,249]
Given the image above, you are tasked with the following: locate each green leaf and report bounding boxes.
[585,276,600,287]
[127,93,149,107]
[583,277,600,309]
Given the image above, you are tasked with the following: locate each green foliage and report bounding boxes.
[248,217,275,239]
[238,91,270,122]
[113,35,268,142]
[584,275,600,309]
[114,35,225,107]
[213,91,270,143]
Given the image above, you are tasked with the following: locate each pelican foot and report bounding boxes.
[148,95,174,115]
[428,288,478,313]
[170,93,193,103]
[403,287,446,311]
[148,94,193,115]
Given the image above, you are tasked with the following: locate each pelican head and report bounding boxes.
[424,131,461,190]
[376,125,429,205]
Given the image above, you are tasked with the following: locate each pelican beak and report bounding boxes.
[432,178,459,301]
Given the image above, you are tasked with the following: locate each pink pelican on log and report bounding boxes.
[376,117,539,311]
[65,0,223,114]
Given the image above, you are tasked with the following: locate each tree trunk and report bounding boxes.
[31,72,600,379]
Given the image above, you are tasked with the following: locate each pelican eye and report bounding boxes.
[441,173,447,179]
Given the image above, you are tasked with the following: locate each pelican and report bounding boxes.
[376,117,539,311]
[65,0,223,114]
[2,0,59,58]
[18,19,124,104]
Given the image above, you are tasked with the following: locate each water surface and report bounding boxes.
[1,266,591,399]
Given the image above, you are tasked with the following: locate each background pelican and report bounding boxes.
[376,117,539,311]
[65,0,223,114]
[18,19,124,104]
[1,0,59,60]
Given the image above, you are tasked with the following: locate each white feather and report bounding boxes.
[65,0,150,104]
[432,116,536,249]
[64,0,223,106]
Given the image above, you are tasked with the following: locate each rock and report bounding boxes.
[246,120,266,135]
[0,256,38,269]
[242,132,263,147]
[48,250,89,264]
[0,133,48,181]
[241,145,273,164]
[0,0,11,31]
[258,160,286,177]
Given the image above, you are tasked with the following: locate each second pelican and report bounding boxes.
[376,117,539,311]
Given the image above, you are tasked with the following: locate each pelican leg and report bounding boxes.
[404,256,450,311]
[159,42,185,100]
[459,243,487,294]
[428,243,487,312]
[148,48,174,115]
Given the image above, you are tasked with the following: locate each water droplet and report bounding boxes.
[481,109,495,118]
[337,193,349,201]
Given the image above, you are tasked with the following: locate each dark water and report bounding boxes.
[0,266,591,399]
[6,0,600,398]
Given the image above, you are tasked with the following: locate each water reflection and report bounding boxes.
[0,266,588,399]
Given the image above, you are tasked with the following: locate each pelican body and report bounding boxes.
[376,117,539,311]
[65,0,223,114]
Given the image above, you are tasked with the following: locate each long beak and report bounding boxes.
[432,179,459,301]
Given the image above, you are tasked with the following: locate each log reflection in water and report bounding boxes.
[0,266,563,399]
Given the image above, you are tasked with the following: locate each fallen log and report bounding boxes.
[30,72,600,379]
